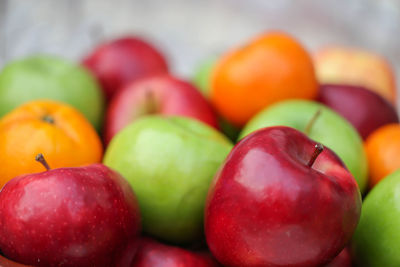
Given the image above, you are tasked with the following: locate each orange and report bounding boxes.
[365,124,400,188]
[211,31,318,127]
[0,100,103,188]
[314,46,397,105]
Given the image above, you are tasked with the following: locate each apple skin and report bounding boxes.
[0,254,31,267]
[351,169,400,266]
[83,37,168,100]
[239,100,368,193]
[318,84,399,140]
[0,55,104,130]
[131,237,220,267]
[313,46,397,105]
[206,126,361,267]
[104,74,219,145]
[103,116,233,244]
[0,163,141,267]
[324,247,352,267]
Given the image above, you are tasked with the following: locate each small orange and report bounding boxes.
[211,31,318,127]
[0,100,103,188]
[365,124,400,188]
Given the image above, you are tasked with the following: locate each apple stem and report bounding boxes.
[307,143,324,168]
[145,89,158,114]
[304,109,322,135]
[35,153,51,171]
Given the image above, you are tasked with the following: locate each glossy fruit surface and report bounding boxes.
[0,55,104,129]
[211,31,318,126]
[0,100,103,188]
[104,74,218,144]
[83,37,168,100]
[0,163,141,267]
[318,84,398,139]
[104,116,232,244]
[240,100,368,193]
[365,124,400,187]
[206,126,361,267]
[352,169,400,266]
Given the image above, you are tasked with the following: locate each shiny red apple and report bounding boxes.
[131,237,220,267]
[324,247,352,267]
[318,84,399,139]
[104,74,219,144]
[0,154,141,267]
[205,126,361,267]
[83,37,168,100]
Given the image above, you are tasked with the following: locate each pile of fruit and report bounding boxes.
[0,31,399,267]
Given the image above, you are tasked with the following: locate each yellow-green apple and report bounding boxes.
[83,37,168,100]
[0,155,141,267]
[352,169,400,266]
[0,55,104,129]
[314,46,397,105]
[104,74,218,145]
[240,100,368,193]
[206,126,361,266]
[318,84,398,139]
[103,116,233,244]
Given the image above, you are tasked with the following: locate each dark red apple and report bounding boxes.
[324,247,352,267]
[0,154,141,267]
[318,84,399,139]
[83,37,168,100]
[131,237,220,267]
[205,126,361,267]
[104,74,219,144]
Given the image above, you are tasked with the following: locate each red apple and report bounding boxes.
[131,237,220,267]
[318,84,399,139]
[0,154,141,267]
[0,254,31,267]
[83,37,168,100]
[205,126,361,267]
[324,247,352,267]
[104,74,219,144]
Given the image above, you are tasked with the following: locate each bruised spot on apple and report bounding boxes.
[206,126,361,267]
[131,237,220,267]
[104,74,219,145]
[0,155,141,267]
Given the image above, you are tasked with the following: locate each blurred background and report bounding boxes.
[0,0,399,100]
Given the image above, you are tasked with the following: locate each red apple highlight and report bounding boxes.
[83,37,168,100]
[104,74,219,144]
[205,126,361,267]
[318,84,399,139]
[0,154,141,267]
[131,237,220,267]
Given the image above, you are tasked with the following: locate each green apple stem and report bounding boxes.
[304,109,322,135]
[35,153,51,171]
[307,143,324,168]
[41,115,55,124]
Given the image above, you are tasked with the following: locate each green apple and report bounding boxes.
[0,55,104,129]
[192,58,241,141]
[240,100,368,193]
[351,170,400,266]
[103,116,233,244]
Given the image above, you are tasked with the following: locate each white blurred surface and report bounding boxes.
[1,0,399,101]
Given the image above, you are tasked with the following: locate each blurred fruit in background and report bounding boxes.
[0,100,103,188]
[314,46,397,105]
[131,237,220,266]
[211,31,318,127]
[0,55,104,130]
[352,169,400,266]
[83,37,169,100]
[365,123,400,188]
[104,116,232,244]
[240,100,368,193]
[318,84,399,140]
[104,74,218,145]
